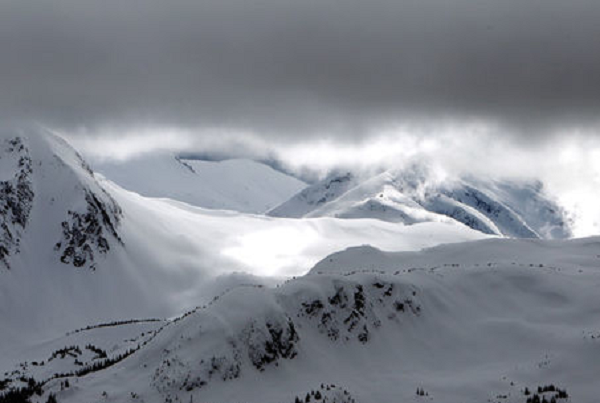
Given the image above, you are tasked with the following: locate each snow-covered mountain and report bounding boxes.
[4,237,600,403]
[0,134,121,270]
[0,131,157,353]
[3,129,597,403]
[269,166,571,239]
[0,130,486,361]
[92,154,306,214]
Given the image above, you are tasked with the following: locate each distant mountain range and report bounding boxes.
[94,152,572,240]
[269,167,571,239]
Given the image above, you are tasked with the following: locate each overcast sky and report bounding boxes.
[3,0,600,137]
[2,0,600,234]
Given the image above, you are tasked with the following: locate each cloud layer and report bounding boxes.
[2,0,600,140]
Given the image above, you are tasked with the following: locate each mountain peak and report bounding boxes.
[0,129,123,270]
[268,166,571,239]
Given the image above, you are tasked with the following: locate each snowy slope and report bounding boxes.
[268,172,358,218]
[2,129,594,403]
[92,155,306,213]
[269,166,571,239]
[0,130,486,363]
[6,237,600,403]
[0,131,155,355]
[463,178,571,239]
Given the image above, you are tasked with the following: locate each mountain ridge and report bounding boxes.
[3,237,600,403]
[92,154,307,214]
[269,166,571,239]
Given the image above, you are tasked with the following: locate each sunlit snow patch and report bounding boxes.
[221,226,320,276]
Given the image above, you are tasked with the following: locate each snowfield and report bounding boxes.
[1,129,598,403]
[4,238,600,403]
[92,154,307,214]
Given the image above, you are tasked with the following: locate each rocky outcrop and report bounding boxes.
[0,137,34,268]
[55,189,122,269]
[150,273,421,399]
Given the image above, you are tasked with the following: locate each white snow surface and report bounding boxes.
[7,237,600,403]
[92,154,306,214]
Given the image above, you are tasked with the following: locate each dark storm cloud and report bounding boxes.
[2,0,600,139]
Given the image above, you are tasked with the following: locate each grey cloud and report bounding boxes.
[1,0,600,140]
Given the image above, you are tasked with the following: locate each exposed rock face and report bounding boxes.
[246,318,299,371]
[0,137,34,268]
[300,279,419,344]
[55,189,122,269]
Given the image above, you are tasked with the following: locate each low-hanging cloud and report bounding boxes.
[2,0,600,141]
[63,122,600,238]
